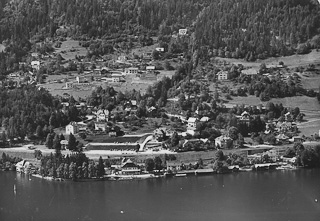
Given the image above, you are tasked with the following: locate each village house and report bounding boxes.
[65,122,79,135]
[284,112,293,122]
[31,52,39,58]
[31,61,40,70]
[200,116,210,122]
[238,111,251,125]
[60,140,68,150]
[142,52,152,61]
[215,135,233,149]
[96,109,109,122]
[289,136,304,143]
[109,130,117,137]
[117,55,128,63]
[111,73,122,82]
[153,128,175,141]
[146,66,156,73]
[187,117,198,130]
[275,134,289,143]
[121,159,141,175]
[76,76,88,84]
[217,71,229,80]
[65,82,74,89]
[166,161,181,172]
[124,67,139,75]
[94,122,108,132]
[155,47,165,52]
[182,138,208,148]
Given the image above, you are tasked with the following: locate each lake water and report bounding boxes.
[0,169,320,221]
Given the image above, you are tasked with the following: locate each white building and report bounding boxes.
[155,47,165,52]
[31,61,40,70]
[179,29,187,35]
[124,67,139,75]
[95,122,108,131]
[66,122,79,135]
[217,71,229,80]
[187,117,198,130]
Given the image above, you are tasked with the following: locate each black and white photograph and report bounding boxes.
[0,0,320,220]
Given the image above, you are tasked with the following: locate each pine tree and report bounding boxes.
[36,125,43,138]
[97,156,105,177]
[53,134,61,156]
[45,133,54,149]
[68,133,77,151]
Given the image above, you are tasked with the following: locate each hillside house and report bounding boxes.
[153,128,175,141]
[215,136,233,149]
[217,71,229,80]
[31,61,40,70]
[238,111,251,125]
[124,67,139,75]
[187,117,198,130]
[117,56,127,63]
[284,112,293,122]
[95,122,108,131]
[66,122,78,135]
[60,140,68,149]
[96,109,109,122]
[146,66,156,74]
[155,47,165,52]
[200,117,210,122]
[76,76,88,84]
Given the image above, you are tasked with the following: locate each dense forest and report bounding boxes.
[0,0,319,69]
[193,0,320,63]
[0,86,79,141]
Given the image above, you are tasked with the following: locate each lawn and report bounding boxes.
[54,38,88,60]
[217,49,320,69]
[299,73,320,91]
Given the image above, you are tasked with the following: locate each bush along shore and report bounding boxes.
[0,153,22,171]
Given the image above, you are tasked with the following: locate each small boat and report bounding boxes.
[175,173,187,177]
[276,164,296,170]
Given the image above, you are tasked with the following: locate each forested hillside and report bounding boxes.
[0,0,319,70]
[0,0,209,41]
[193,0,320,62]
[0,86,79,140]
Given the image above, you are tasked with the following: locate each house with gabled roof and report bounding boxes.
[217,71,229,80]
[66,122,78,135]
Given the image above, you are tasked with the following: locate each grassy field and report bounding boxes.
[217,49,320,69]
[55,38,88,60]
[298,72,320,91]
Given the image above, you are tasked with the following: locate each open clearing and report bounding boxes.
[55,38,88,60]
[217,50,320,69]
[0,44,5,52]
